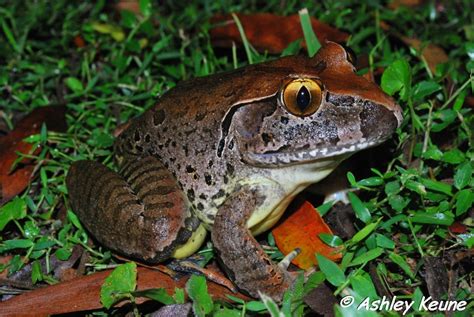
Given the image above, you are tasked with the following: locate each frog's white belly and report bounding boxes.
[247,156,346,235]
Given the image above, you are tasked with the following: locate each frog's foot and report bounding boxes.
[66,157,199,263]
[211,186,294,302]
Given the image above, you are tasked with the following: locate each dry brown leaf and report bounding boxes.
[210,13,348,54]
[388,0,426,10]
[400,36,449,74]
[0,267,250,316]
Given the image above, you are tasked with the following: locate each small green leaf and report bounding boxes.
[316,254,345,287]
[0,239,34,252]
[388,252,414,279]
[67,211,83,230]
[442,149,465,164]
[100,262,137,309]
[385,180,401,195]
[174,287,185,304]
[348,192,371,223]
[55,248,72,261]
[133,288,175,305]
[245,300,267,312]
[303,271,325,295]
[65,77,84,93]
[316,200,334,216]
[420,178,452,196]
[349,248,384,266]
[405,180,427,195]
[454,162,472,190]
[381,59,411,101]
[358,177,384,187]
[214,308,241,317]
[139,0,151,17]
[298,8,321,57]
[375,234,395,249]
[412,80,441,101]
[351,221,379,244]
[453,89,467,111]
[350,274,378,299]
[31,261,43,284]
[186,275,213,317]
[411,211,454,225]
[259,292,281,317]
[0,197,27,231]
[319,233,343,247]
[24,220,40,239]
[456,189,474,216]
[347,172,357,187]
[388,195,410,212]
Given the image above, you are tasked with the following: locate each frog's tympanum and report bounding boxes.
[67,42,402,301]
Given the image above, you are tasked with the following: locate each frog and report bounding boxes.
[66,42,402,301]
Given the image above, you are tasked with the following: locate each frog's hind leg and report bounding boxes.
[66,156,199,263]
[211,185,293,302]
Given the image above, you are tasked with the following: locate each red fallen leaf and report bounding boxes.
[448,222,468,234]
[210,13,349,54]
[73,35,86,48]
[388,0,426,9]
[115,0,140,14]
[0,267,250,316]
[0,106,67,205]
[272,201,342,269]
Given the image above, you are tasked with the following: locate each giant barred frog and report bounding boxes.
[67,42,402,300]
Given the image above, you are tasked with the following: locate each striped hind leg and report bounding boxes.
[66,156,199,263]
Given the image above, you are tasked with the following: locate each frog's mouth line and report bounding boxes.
[244,138,384,167]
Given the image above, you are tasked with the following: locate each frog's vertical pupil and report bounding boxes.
[296,86,311,111]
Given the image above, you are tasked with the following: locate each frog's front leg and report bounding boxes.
[66,156,200,263]
[211,184,293,301]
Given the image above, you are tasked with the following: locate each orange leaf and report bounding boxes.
[210,13,348,54]
[272,201,342,269]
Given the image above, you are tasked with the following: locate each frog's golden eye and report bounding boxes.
[282,79,322,117]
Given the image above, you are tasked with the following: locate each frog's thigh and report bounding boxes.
[66,157,200,263]
[211,184,292,301]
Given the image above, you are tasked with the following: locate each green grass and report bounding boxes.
[1,0,473,316]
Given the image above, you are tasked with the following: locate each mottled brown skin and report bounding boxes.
[67,42,402,301]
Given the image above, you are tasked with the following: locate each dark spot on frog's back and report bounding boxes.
[153,109,166,126]
[261,133,272,145]
[226,163,234,175]
[212,189,225,199]
[134,130,141,142]
[204,173,212,185]
[187,188,195,202]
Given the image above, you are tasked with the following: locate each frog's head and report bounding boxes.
[222,42,402,168]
